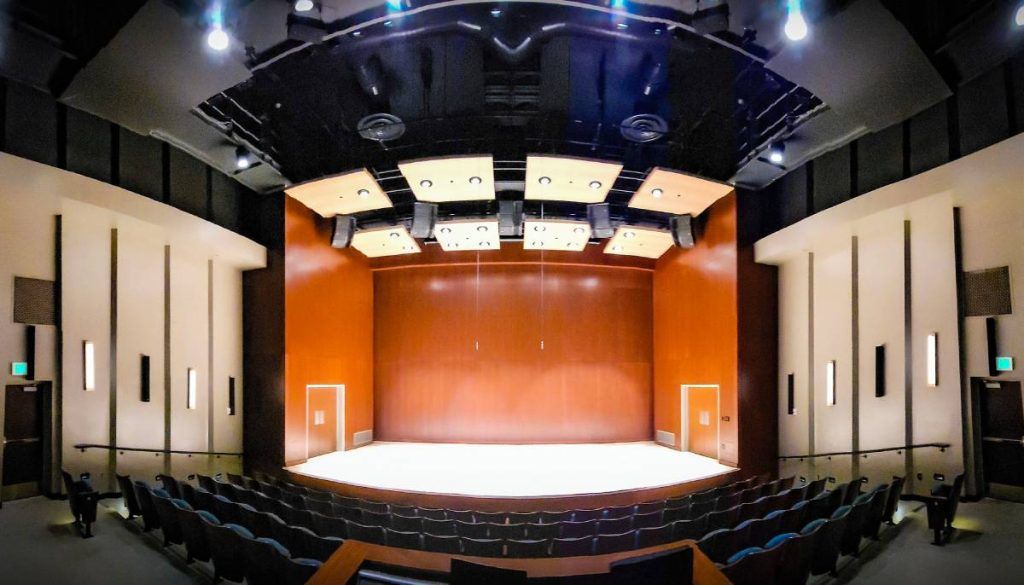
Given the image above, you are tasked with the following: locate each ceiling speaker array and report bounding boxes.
[410,202,438,239]
[331,215,357,249]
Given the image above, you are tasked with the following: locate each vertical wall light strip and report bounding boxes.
[926,333,939,387]
[83,341,96,391]
[825,360,837,406]
[187,368,197,410]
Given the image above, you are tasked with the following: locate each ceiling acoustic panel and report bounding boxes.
[604,226,674,259]
[629,167,733,216]
[434,218,501,252]
[524,155,622,203]
[351,225,420,258]
[399,155,496,202]
[285,169,392,217]
[522,219,591,251]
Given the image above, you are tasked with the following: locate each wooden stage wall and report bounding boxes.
[373,253,653,443]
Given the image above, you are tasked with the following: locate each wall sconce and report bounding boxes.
[825,360,836,406]
[787,373,796,415]
[83,341,96,391]
[927,333,938,387]
[228,377,236,416]
[187,368,197,409]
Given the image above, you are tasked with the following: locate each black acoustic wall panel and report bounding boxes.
[909,100,949,176]
[777,164,808,228]
[1010,54,1024,134]
[964,266,1013,316]
[140,354,151,402]
[958,66,1009,157]
[857,123,903,195]
[812,145,851,212]
[169,148,208,218]
[211,170,241,232]
[118,127,163,201]
[4,83,57,166]
[66,107,112,184]
[25,325,36,381]
[874,345,886,397]
[787,373,795,415]
[228,377,236,416]
[986,317,998,376]
[13,277,56,325]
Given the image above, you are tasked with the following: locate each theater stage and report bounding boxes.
[286,442,736,507]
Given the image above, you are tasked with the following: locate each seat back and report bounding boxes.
[386,529,423,550]
[861,486,889,540]
[597,516,632,535]
[632,510,664,530]
[838,500,870,556]
[524,522,560,540]
[806,478,827,498]
[571,508,603,522]
[179,508,218,562]
[881,476,906,525]
[551,536,595,557]
[156,474,183,500]
[604,504,635,519]
[672,516,708,541]
[746,516,781,548]
[842,479,863,506]
[152,494,187,545]
[391,514,423,533]
[361,509,391,528]
[242,536,289,585]
[422,517,457,536]
[561,519,599,539]
[706,505,740,532]
[506,538,551,557]
[133,481,161,531]
[307,536,344,562]
[346,522,385,544]
[697,528,734,564]
[115,474,142,518]
[946,473,966,524]
[808,508,848,576]
[774,531,814,585]
[423,533,461,554]
[312,511,348,538]
[720,546,780,585]
[206,522,254,582]
[595,531,636,554]
[540,510,573,524]
[275,556,322,585]
[635,524,673,548]
[461,537,505,557]
[635,501,664,515]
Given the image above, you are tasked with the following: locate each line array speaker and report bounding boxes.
[410,202,438,239]
[670,214,695,248]
[587,203,614,238]
[499,200,523,236]
[331,215,357,249]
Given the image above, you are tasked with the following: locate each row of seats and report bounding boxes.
[116,474,329,585]
[181,472,822,558]
[714,477,906,585]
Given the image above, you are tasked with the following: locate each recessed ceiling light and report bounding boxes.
[206,27,230,51]
[573,227,586,234]
[357,189,370,199]
[403,245,413,251]
[538,176,552,185]
[534,225,546,232]
[479,241,489,247]
[589,180,602,189]
[234,146,251,170]
[440,227,452,234]
[477,225,488,232]
[469,176,482,185]
[534,241,544,247]
[611,245,623,252]
[784,0,809,41]
[651,188,663,198]
[389,232,400,238]
[294,0,315,12]
[491,8,502,17]
[420,179,433,188]
[624,231,636,239]
[768,141,785,164]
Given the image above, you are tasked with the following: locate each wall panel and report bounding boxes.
[169,248,210,454]
[777,257,810,462]
[212,261,243,454]
[374,261,653,443]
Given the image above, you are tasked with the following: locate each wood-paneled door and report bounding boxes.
[682,385,720,460]
[306,385,344,460]
[2,384,49,501]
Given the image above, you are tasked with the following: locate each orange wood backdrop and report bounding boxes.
[654,195,740,466]
[284,196,374,465]
[373,247,653,443]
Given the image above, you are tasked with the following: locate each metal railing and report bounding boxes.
[73,443,243,457]
[778,442,951,461]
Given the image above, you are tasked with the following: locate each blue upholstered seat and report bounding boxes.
[726,546,763,565]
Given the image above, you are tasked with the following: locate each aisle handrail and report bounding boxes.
[778,442,950,461]
[73,443,243,457]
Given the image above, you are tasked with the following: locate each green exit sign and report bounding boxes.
[996,356,1014,372]
[11,362,28,376]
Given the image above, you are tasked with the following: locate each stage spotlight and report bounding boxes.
[294,0,314,12]
[234,146,252,170]
[768,141,785,164]
[784,0,808,41]
[491,8,502,17]
[207,26,230,51]
[1017,4,1024,27]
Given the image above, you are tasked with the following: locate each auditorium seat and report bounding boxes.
[306,490,332,502]
[133,481,161,532]
[841,479,863,506]
[635,523,673,548]
[603,504,635,519]
[720,546,781,585]
[152,493,189,547]
[474,511,507,524]
[540,510,573,524]
[348,522,386,544]
[663,505,689,523]
[211,494,242,525]
[560,519,598,538]
[116,473,142,520]
[524,522,560,540]
[305,497,334,516]
[506,538,550,557]
[735,497,766,522]
[595,531,637,554]
[157,474,184,500]
[242,535,290,585]
[417,507,447,520]
[506,511,541,524]
[551,536,595,556]
[390,504,418,517]
[741,515,781,548]
[177,508,218,563]
[274,556,322,585]
[570,508,603,522]
[363,509,392,528]
[838,497,871,557]
[716,492,741,511]
[386,529,423,550]
[454,520,489,539]
[632,510,664,529]
[808,507,849,577]
[860,486,889,540]
[806,478,828,498]
[610,546,694,585]
[672,517,708,541]
[312,510,349,538]
[334,505,363,523]
[392,514,423,533]
[775,529,815,585]
[689,499,716,519]
[446,509,474,523]
[331,494,359,509]
[597,516,632,535]
[423,533,461,554]
[706,505,740,532]
[307,535,344,562]
[697,528,735,564]
[882,476,906,526]
[271,523,319,559]
[900,473,965,545]
[489,522,527,540]
[461,537,505,557]
[422,517,457,536]
[205,522,254,583]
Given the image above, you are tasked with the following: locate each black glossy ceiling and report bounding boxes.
[196,1,822,188]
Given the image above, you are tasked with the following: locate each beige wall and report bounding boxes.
[759,133,1024,495]
[0,153,264,493]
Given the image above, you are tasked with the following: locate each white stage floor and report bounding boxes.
[287,442,735,498]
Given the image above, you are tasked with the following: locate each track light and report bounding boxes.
[294,0,314,12]
[235,146,252,170]
[206,26,230,51]
[784,0,808,41]
[768,141,785,164]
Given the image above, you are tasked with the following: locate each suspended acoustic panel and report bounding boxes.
[434,218,501,252]
[604,225,674,259]
[524,155,622,203]
[522,219,591,251]
[629,167,733,216]
[399,155,495,202]
[285,169,392,217]
[351,225,420,258]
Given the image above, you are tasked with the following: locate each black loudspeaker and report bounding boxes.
[410,202,437,239]
[670,214,695,248]
[986,317,998,376]
[498,200,523,236]
[587,203,614,238]
[25,325,36,380]
[331,215,357,248]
